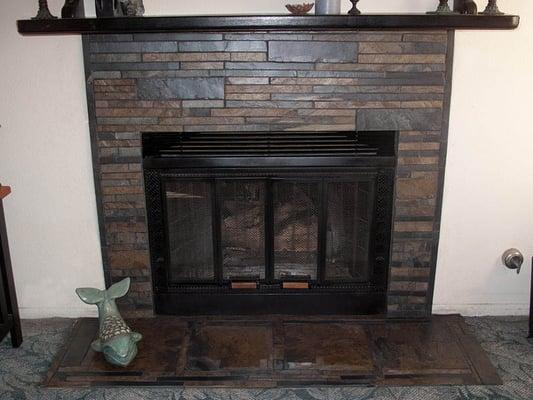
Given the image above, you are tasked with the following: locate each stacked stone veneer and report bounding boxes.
[83,30,452,318]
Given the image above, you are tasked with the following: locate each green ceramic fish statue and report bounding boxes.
[75,278,142,367]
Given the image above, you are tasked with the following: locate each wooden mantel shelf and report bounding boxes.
[17,14,519,35]
[0,186,11,200]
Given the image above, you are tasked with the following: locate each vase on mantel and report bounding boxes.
[315,0,341,15]
[348,0,361,15]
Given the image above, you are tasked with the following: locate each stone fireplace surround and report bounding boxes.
[83,29,452,318]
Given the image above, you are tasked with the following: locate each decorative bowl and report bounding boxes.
[286,3,315,15]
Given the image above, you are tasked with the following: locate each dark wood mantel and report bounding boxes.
[17,14,519,35]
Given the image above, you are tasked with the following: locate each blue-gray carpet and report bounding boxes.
[0,317,532,399]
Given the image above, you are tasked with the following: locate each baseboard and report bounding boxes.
[432,303,530,316]
[19,307,98,319]
[18,303,530,319]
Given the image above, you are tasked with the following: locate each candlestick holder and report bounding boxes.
[428,0,457,14]
[348,0,361,15]
[33,0,57,20]
[481,0,503,15]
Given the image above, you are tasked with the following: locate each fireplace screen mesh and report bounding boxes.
[221,180,266,280]
[325,181,372,281]
[165,181,215,281]
[162,177,377,285]
[273,181,319,280]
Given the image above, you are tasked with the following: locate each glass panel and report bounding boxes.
[325,181,373,281]
[273,181,319,280]
[221,180,265,280]
[165,181,214,282]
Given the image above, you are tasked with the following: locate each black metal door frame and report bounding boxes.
[142,131,396,315]
[145,167,394,315]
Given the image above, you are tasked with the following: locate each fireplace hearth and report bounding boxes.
[143,131,395,315]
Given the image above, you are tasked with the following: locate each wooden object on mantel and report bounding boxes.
[0,185,23,348]
[0,186,11,200]
[17,14,519,35]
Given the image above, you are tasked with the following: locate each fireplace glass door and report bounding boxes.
[163,175,377,286]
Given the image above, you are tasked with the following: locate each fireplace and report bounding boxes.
[143,131,395,315]
[82,29,453,318]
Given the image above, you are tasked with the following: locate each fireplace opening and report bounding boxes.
[143,131,396,315]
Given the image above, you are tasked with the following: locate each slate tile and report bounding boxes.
[359,42,447,54]
[209,70,297,77]
[137,78,224,100]
[91,34,133,42]
[134,33,223,41]
[123,71,210,78]
[225,62,315,70]
[90,41,178,53]
[269,41,358,63]
[179,41,267,52]
[90,62,181,71]
[182,100,225,108]
[226,100,314,109]
[357,109,442,131]
[90,54,142,63]
[224,33,314,41]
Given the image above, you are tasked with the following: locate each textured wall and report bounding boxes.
[84,30,452,318]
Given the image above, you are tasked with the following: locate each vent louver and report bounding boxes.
[143,131,395,159]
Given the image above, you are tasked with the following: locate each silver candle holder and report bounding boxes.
[315,0,341,15]
[33,0,57,20]
[428,0,457,15]
[481,0,504,15]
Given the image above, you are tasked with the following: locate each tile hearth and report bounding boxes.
[44,315,499,388]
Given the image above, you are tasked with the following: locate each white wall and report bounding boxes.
[0,0,531,318]
[433,2,533,315]
[0,0,104,318]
